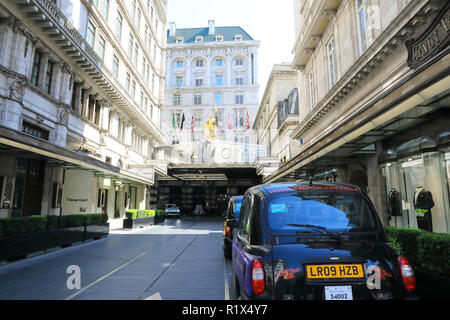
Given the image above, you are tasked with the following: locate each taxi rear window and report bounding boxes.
[265,190,377,232]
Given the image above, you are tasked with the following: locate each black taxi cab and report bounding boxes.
[223,195,243,259]
[231,182,416,300]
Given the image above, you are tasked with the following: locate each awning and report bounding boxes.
[396,136,436,159]
[0,125,155,185]
[437,131,450,148]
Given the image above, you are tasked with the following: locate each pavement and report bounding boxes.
[0,216,234,300]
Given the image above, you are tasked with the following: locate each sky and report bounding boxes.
[166,0,295,102]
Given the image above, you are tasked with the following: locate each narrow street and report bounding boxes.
[0,217,234,300]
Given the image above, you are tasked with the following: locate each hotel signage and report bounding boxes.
[407,2,450,69]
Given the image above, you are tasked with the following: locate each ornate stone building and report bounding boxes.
[160,20,261,164]
[0,0,168,227]
[262,0,450,233]
[253,63,299,178]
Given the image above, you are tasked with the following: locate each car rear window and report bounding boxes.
[265,190,377,232]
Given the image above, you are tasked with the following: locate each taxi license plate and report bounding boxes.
[306,264,364,279]
[325,286,353,300]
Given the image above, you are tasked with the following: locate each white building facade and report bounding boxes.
[161,20,262,165]
[0,0,168,226]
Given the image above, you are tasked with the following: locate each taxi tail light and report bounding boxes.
[398,256,415,293]
[251,259,265,295]
[225,226,231,236]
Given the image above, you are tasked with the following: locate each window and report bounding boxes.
[136,7,141,31]
[235,58,243,66]
[215,58,223,67]
[239,196,251,237]
[22,121,49,140]
[141,57,146,77]
[215,109,224,127]
[152,74,155,92]
[215,74,223,86]
[31,50,41,86]
[215,35,223,42]
[86,20,95,47]
[194,111,202,128]
[214,93,223,105]
[308,70,315,111]
[98,35,106,60]
[235,94,244,105]
[43,60,54,94]
[237,110,245,127]
[195,78,203,87]
[144,25,148,47]
[326,37,337,89]
[131,80,136,99]
[195,36,203,43]
[176,76,183,87]
[101,0,109,20]
[133,43,138,66]
[195,59,203,67]
[194,94,202,105]
[128,34,134,58]
[176,37,184,44]
[235,77,244,85]
[235,34,242,41]
[125,72,130,91]
[115,11,123,40]
[131,0,136,20]
[265,190,376,232]
[173,93,181,105]
[176,60,184,68]
[355,0,368,55]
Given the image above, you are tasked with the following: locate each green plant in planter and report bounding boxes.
[385,226,450,277]
[0,215,48,237]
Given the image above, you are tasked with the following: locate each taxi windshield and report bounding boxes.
[265,190,377,232]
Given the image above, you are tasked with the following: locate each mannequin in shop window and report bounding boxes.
[413,186,434,232]
[388,188,401,217]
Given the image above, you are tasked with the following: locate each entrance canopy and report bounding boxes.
[0,126,157,185]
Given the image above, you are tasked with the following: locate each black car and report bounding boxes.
[231,182,417,300]
[223,196,243,259]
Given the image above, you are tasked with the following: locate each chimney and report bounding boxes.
[169,22,176,36]
[208,20,215,35]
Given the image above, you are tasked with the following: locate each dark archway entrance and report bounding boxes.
[349,169,368,192]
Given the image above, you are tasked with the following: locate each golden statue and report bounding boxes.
[203,115,217,140]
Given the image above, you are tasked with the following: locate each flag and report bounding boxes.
[180,113,185,130]
[191,115,195,132]
[172,113,176,130]
[228,116,232,130]
[246,111,250,130]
